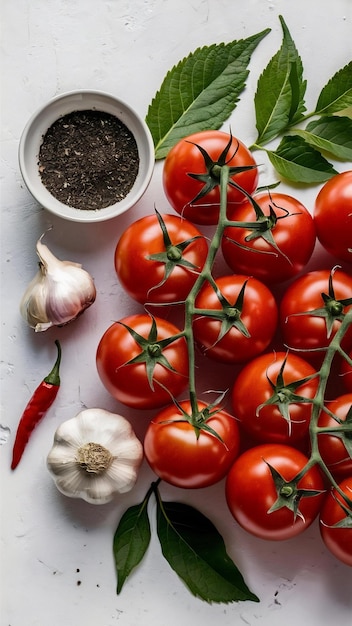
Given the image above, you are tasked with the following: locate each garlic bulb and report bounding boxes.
[20,234,96,332]
[46,408,143,505]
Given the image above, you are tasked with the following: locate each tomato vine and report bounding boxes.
[111,135,352,602]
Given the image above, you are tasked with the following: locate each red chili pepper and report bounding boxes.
[11,340,62,470]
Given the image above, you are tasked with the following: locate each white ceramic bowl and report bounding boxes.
[18,90,155,223]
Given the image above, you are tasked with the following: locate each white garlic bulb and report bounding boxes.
[20,234,96,332]
[46,408,144,505]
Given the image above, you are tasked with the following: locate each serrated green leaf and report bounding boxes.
[146,30,270,159]
[289,116,352,160]
[267,135,338,183]
[254,15,306,145]
[315,61,352,115]
[113,501,151,594]
[156,499,259,604]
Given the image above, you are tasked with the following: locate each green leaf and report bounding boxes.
[254,15,306,145]
[315,61,352,116]
[336,106,352,119]
[146,30,270,159]
[267,135,338,183]
[156,499,259,604]
[289,116,352,160]
[113,501,151,594]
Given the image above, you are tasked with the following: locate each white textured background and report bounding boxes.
[1,1,352,625]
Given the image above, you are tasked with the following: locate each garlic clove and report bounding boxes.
[20,275,54,331]
[106,458,141,494]
[78,475,121,505]
[20,234,96,332]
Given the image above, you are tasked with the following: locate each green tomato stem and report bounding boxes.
[183,166,231,417]
[302,308,352,506]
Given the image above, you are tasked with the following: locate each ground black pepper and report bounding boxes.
[38,110,140,210]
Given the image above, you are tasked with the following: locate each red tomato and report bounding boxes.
[340,351,352,393]
[163,130,258,225]
[280,268,352,361]
[114,213,208,304]
[192,275,278,363]
[231,352,319,445]
[320,477,352,567]
[221,192,316,284]
[226,443,325,540]
[96,314,189,409]
[314,171,352,264]
[318,394,352,481]
[144,400,240,488]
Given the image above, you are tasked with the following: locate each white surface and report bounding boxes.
[1,1,352,625]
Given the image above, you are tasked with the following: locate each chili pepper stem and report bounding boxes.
[44,339,62,385]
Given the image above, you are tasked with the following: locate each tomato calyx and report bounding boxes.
[193,279,251,344]
[116,315,186,391]
[265,461,325,521]
[159,393,230,444]
[287,267,352,339]
[146,210,205,294]
[321,487,352,529]
[256,354,318,433]
[186,133,257,205]
[224,192,297,262]
[318,404,352,451]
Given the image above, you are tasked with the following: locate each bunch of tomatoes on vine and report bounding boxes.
[96,130,352,567]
